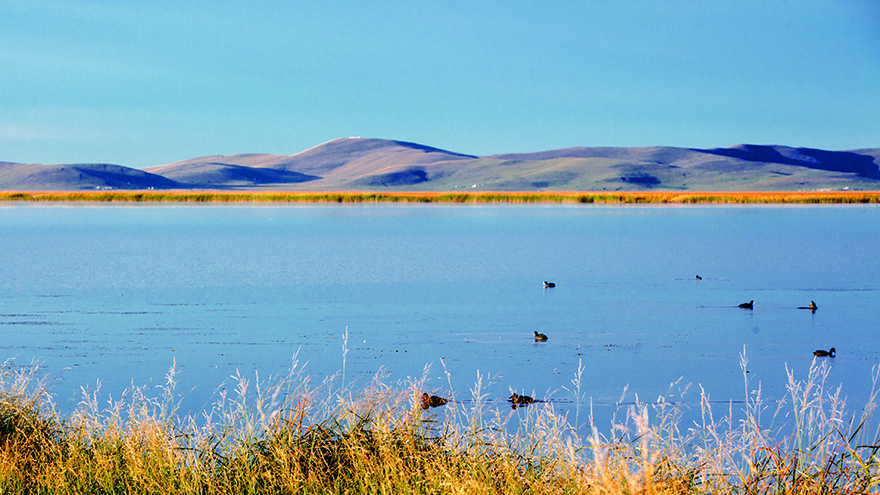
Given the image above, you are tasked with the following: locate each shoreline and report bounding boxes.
[1,357,875,493]
[2,190,880,204]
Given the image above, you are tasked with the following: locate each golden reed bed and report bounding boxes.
[2,190,880,204]
[2,356,878,494]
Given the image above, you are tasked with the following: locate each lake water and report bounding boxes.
[1,203,878,431]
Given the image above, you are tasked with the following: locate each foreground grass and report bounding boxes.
[1,356,878,494]
[2,190,880,204]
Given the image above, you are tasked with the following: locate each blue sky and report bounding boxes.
[1,1,878,167]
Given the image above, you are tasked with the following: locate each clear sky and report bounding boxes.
[1,1,878,168]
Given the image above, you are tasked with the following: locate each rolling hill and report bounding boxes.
[0,162,181,190]
[2,138,879,191]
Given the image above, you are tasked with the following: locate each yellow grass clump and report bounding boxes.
[1,190,880,204]
[0,352,878,494]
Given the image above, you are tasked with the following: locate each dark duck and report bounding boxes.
[534,331,548,342]
[509,392,535,405]
[813,347,836,357]
[420,393,448,409]
[798,301,818,313]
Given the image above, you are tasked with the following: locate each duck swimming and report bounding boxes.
[509,392,535,405]
[798,301,818,313]
[420,393,448,409]
[543,281,556,288]
[813,347,836,357]
[534,331,548,342]
[739,300,754,309]
[695,275,702,280]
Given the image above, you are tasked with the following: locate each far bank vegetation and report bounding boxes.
[2,190,880,204]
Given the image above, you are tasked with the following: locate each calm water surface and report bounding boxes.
[1,203,878,429]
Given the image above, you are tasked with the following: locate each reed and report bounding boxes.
[0,354,877,494]
[2,190,880,204]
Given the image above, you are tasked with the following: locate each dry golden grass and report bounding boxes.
[2,190,880,204]
[1,353,878,494]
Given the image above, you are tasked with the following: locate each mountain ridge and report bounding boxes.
[2,138,879,191]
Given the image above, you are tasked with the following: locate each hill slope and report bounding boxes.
[143,138,478,188]
[0,162,181,190]
[3,139,879,191]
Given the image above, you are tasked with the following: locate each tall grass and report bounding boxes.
[0,353,877,494]
[2,190,880,204]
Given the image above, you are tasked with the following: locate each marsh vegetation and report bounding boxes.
[1,353,877,494]
[2,190,880,203]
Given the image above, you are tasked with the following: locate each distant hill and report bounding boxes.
[0,162,181,191]
[142,160,320,187]
[2,138,879,191]
[143,138,477,188]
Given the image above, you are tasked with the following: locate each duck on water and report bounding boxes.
[739,300,754,309]
[534,331,548,342]
[509,392,535,405]
[798,301,818,313]
[420,393,448,409]
[813,347,836,357]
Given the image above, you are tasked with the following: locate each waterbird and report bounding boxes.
[420,393,448,409]
[534,331,548,342]
[543,281,555,288]
[798,301,818,313]
[738,300,754,309]
[813,347,836,357]
[509,392,535,405]
[695,275,702,280]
